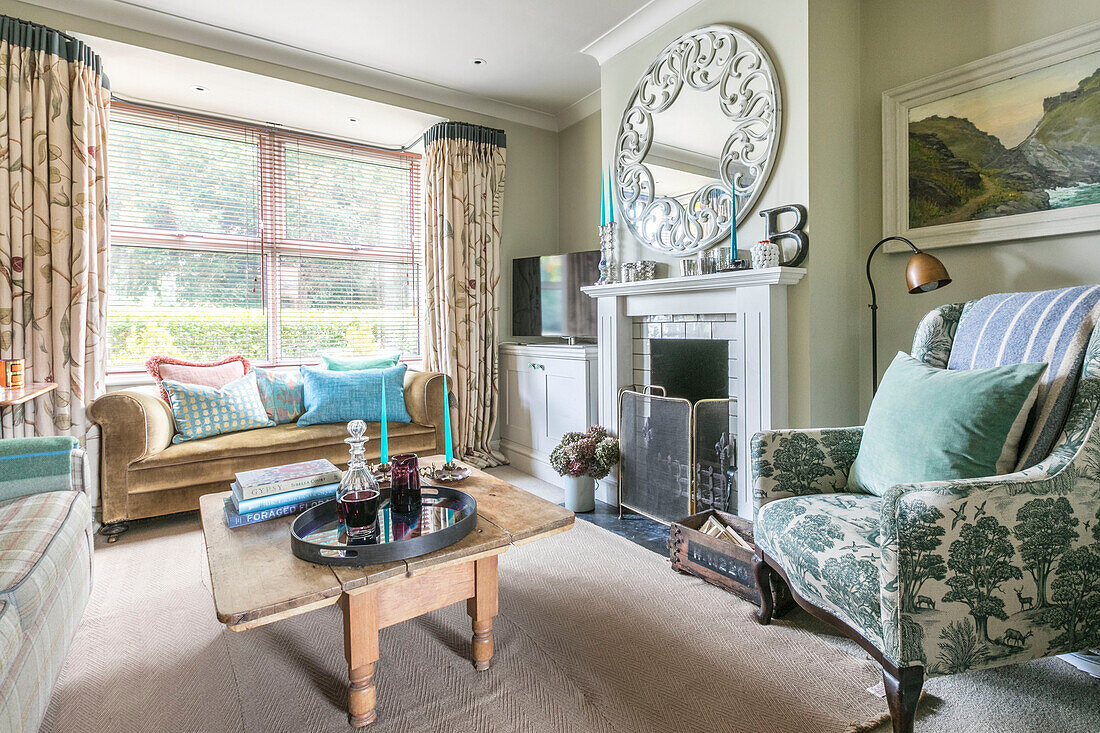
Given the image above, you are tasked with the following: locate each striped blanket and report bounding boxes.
[0,437,79,503]
[947,285,1100,469]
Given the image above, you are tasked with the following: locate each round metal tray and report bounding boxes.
[290,485,477,566]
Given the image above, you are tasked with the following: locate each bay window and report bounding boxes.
[106,102,421,370]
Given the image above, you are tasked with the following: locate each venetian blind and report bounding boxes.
[107,101,422,368]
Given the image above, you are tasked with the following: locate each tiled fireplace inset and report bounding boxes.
[632,314,738,406]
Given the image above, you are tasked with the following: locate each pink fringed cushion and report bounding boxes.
[145,355,251,402]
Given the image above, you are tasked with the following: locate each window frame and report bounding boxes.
[106,101,423,374]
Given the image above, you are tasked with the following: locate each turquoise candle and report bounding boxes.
[380,376,388,464]
[607,165,615,224]
[730,188,738,259]
[602,167,611,224]
[442,375,454,463]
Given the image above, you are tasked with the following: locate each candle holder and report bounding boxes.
[428,461,472,482]
[370,461,391,483]
[596,223,617,284]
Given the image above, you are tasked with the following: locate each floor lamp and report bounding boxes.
[866,236,952,393]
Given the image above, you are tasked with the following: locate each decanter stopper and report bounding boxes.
[345,420,369,465]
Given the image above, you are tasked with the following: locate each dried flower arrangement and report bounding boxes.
[550,425,620,479]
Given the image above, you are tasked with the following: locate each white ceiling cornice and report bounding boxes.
[580,0,705,65]
[555,89,601,130]
[29,0,562,131]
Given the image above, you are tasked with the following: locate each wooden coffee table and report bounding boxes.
[199,457,573,727]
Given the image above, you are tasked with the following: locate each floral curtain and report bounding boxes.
[0,16,109,438]
[422,121,506,467]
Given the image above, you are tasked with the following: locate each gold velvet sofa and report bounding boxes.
[89,370,450,526]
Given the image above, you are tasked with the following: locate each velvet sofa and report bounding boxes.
[90,369,451,526]
[0,438,93,733]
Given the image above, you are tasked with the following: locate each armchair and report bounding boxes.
[751,290,1100,733]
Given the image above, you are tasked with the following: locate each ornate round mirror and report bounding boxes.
[614,25,781,256]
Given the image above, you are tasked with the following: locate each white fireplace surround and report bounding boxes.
[581,266,806,517]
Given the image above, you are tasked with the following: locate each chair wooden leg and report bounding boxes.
[882,665,923,733]
[752,552,775,625]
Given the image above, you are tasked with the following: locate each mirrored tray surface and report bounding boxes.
[290,485,477,566]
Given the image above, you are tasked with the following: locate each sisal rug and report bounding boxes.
[42,511,1097,733]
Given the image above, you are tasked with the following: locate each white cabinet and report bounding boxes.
[499,344,598,489]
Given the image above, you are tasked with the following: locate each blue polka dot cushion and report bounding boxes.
[163,371,275,443]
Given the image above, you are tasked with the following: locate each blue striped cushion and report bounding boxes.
[947,285,1100,468]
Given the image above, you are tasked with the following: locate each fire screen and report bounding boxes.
[618,388,737,524]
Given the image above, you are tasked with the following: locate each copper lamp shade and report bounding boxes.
[867,236,951,392]
[906,252,951,294]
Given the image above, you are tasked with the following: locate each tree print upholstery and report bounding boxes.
[756,493,886,649]
[754,297,1100,683]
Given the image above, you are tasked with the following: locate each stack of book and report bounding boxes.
[223,459,342,528]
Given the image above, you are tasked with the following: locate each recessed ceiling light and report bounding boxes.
[472,58,486,66]
[191,85,208,92]
[347,117,359,123]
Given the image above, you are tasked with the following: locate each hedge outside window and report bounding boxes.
[107,102,422,370]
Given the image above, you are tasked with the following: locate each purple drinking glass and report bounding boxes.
[389,453,421,514]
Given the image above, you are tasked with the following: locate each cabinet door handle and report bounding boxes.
[528,362,545,371]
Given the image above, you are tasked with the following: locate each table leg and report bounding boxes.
[466,555,498,671]
[341,589,379,727]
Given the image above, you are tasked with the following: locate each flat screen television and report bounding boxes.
[512,251,600,340]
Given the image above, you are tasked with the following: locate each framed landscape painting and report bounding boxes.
[883,22,1100,250]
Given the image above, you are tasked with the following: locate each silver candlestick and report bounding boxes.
[596,223,617,284]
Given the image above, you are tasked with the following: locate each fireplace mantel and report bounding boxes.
[582,266,805,516]
[580,266,805,300]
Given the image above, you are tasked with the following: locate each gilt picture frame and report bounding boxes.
[883,21,1100,251]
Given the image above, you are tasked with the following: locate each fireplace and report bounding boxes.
[620,331,738,522]
[581,267,806,517]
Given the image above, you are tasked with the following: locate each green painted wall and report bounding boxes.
[596,0,864,429]
[557,110,602,254]
[857,0,1100,416]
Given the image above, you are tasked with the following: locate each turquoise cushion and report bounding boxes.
[320,352,401,371]
[848,352,1046,496]
[164,372,275,443]
[298,364,411,427]
[253,367,305,424]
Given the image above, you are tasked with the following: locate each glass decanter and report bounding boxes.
[338,420,381,540]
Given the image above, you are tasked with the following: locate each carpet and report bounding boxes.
[42,510,1098,733]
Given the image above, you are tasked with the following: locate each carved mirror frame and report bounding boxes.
[614,25,782,256]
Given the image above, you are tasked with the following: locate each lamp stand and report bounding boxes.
[866,236,918,395]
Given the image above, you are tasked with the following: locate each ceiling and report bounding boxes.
[26,0,693,129]
[80,35,443,148]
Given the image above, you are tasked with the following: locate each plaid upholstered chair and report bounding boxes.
[751,286,1100,733]
[0,437,93,732]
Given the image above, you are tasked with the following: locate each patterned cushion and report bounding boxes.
[0,491,91,628]
[163,372,274,443]
[145,354,251,403]
[253,368,305,424]
[756,493,885,650]
[947,286,1100,469]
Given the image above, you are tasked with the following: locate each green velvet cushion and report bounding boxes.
[320,352,401,371]
[848,352,1046,496]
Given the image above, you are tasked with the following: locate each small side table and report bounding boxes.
[1,382,58,438]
